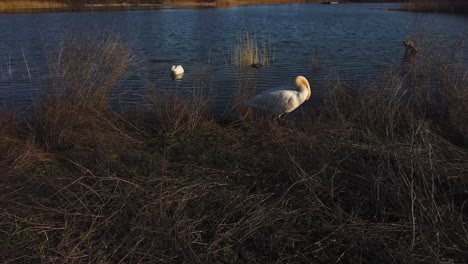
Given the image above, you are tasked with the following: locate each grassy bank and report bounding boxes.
[1,35,468,263]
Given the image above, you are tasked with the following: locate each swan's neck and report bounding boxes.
[295,76,311,100]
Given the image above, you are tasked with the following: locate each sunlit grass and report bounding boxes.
[0,0,65,9]
[36,33,133,144]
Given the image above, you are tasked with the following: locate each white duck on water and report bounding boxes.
[244,75,311,118]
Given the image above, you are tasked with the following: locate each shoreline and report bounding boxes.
[0,3,218,13]
[2,1,467,15]
[0,1,404,14]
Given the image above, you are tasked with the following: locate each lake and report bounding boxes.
[1,3,468,113]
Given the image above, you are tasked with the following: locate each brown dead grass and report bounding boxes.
[0,0,65,9]
[34,33,133,146]
[0,34,467,263]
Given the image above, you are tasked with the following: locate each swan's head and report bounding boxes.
[295,75,311,100]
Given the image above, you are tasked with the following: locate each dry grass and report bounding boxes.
[232,29,272,67]
[1,34,468,263]
[0,0,65,9]
[35,33,133,145]
[144,84,213,136]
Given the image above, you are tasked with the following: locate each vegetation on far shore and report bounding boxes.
[1,32,468,263]
[2,0,468,15]
[0,0,410,12]
[0,0,318,11]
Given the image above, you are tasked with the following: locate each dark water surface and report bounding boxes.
[1,3,468,112]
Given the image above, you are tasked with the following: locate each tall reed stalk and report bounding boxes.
[232,29,271,67]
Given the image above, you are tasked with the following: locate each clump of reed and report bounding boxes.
[0,34,146,262]
[232,29,272,67]
[35,33,133,145]
[144,84,213,136]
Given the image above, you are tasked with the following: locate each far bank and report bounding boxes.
[0,0,405,13]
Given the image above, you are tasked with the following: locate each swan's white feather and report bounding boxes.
[244,76,311,117]
[171,65,184,75]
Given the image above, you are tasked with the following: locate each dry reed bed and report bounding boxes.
[1,35,468,263]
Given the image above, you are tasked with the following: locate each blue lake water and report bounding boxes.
[1,3,468,113]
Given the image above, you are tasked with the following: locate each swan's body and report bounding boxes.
[244,76,311,117]
[171,65,184,75]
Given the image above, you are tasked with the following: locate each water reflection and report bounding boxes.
[171,73,184,80]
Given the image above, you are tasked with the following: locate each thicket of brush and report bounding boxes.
[1,35,467,263]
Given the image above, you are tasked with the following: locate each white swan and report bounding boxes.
[244,75,311,117]
[171,65,184,75]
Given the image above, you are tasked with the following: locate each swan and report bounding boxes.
[171,65,184,75]
[244,75,311,117]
